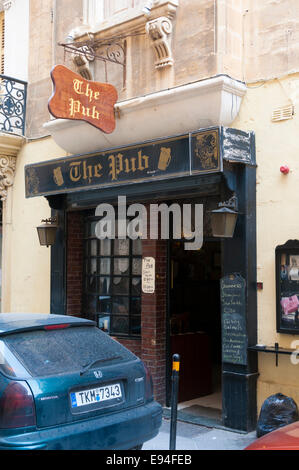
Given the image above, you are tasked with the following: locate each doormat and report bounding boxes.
[182,405,222,420]
[162,406,248,434]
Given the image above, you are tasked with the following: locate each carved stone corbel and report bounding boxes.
[0,133,24,201]
[146,16,173,69]
[2,0,14,10]
[0,155,16,201]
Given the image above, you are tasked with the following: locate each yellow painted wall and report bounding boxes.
[234,73,299,412]
[6,137,67,314]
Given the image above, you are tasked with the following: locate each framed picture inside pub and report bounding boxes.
[276,240,299,334]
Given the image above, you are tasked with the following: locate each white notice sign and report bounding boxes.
[142,257,155,294]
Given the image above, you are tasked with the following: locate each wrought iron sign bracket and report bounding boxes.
[60,32,144,89]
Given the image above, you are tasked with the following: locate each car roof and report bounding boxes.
[0,313,95,336]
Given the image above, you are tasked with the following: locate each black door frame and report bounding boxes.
[165,237,223,408]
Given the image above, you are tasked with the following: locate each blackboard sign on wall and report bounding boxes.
[221,273,247,365]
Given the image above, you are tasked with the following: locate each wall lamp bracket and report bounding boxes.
[36,215,59,247]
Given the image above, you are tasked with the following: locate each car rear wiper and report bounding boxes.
[80,356,122,376]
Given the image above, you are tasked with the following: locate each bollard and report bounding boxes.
[169,353,180,450]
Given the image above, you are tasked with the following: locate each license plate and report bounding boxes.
[70,383,122,408]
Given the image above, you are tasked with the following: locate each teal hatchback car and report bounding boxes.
[0,313,162,450]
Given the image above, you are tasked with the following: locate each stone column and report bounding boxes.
[0,133,24,312]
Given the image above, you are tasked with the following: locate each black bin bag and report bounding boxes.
[257,393,299,437]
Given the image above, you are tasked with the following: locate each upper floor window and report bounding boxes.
[105,0,144,18]
[84,0,148,28]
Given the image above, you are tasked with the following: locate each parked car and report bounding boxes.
[245,421,299,450]
[0,313,162,450]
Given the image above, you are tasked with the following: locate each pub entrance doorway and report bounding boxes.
[168,239,222,419]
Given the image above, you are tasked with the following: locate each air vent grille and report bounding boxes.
[272,104,294,122]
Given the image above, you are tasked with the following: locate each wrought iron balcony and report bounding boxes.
[0,75,27,136]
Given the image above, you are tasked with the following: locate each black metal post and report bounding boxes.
[169,353,180,450]
[275,342,279,367]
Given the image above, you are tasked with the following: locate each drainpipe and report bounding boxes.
[52,0,57,67]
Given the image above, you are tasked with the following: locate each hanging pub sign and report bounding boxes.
[48,65,118,133]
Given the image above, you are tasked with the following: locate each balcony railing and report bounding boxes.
[0,75,27,136]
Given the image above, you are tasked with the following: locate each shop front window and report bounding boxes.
[83,215,142,337]
[276,240,299,334]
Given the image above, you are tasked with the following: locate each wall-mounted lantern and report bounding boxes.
[36,217,58,247]
[211,195,239,238]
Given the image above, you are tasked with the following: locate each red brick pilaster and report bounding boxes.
[141,238,167,405]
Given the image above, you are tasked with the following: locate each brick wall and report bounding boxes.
[112,338,142,359]
[114,238,167,406]
[66,211,84,317]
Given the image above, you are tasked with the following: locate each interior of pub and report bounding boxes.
[169,239,222,420]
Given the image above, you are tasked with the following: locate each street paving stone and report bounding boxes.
[143,418,257,451]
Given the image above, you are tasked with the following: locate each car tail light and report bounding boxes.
[144,364,154,401]
[44,324,70,330]
[0,381,36,428]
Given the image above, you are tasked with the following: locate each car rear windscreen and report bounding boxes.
[3,326,136,377]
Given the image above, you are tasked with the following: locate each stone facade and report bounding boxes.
[25,0,299,136]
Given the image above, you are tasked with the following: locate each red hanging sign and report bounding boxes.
[48,65,118,134]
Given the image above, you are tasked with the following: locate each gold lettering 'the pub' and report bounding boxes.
[69,160,103,183]
[69,98,101,120]
[109,151,149,181]
[73,79,101,103]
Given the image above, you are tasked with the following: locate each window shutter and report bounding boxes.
[105,0,133,18]
[86,0,146,24]
[133,0,144,8]
[0,12,4,75]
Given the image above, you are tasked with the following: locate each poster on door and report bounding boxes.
[142,257,155,294]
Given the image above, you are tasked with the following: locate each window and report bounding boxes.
[3,326,135,377]
[84,0,146,27]
[276,240,299,334]
[82,214,142,337]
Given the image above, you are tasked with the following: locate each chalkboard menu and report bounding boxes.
[221,274,247,365]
